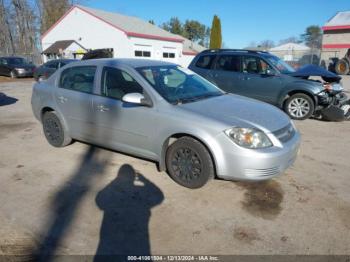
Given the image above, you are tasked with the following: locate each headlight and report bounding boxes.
[224,127,272,149]
[318,90,328,97]
[331,83,343,91]
[15,68,25,72]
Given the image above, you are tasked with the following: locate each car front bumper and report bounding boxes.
[213,131,301,181]
[15,70,34,77]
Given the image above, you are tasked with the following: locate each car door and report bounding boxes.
[91,66,157,159]
[0,58,10,76]
[44,61,59,78]
[206,54,244,94]
[0,58,4,76]
[238,55,283,104]
[54,65,97,140]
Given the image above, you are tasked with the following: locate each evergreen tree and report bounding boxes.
[210,15,222,49]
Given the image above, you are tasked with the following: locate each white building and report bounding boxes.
[321,11,350,62]
[269,43,311,61]
[41,5,205,67]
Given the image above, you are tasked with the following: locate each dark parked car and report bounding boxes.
[0,56,35,78]
[82,48,113,60]
[189,49,345,120]
[34,59,76,81]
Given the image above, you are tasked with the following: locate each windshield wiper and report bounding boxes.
[173,93,222,105]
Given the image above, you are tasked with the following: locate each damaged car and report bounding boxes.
[189,49,350,121]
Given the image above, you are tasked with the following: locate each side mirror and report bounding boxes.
[122,93,152,107]
[266,69,277,76]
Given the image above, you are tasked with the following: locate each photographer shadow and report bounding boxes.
[94,164,164,261]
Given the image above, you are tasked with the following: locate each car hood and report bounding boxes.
[179,94,290,133]
[289,64,341,82]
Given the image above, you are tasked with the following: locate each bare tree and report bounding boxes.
[40,0,70,34]
[0,0,16,54]
[279,36,300,45]
[259,40,275,49]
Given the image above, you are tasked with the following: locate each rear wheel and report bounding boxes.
[335,59,350,75]
[42,111,72,147]
[284,93,315,120]
[166,137,214,189]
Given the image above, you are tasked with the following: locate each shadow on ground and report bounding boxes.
[32,146,164,261]
[0,92,18,106]
[33,146,108,261]
[94,164,164,261]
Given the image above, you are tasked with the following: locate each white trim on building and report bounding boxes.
[41,5,205,66]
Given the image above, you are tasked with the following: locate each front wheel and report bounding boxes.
[284,93,315,120]
[42,111,72,147]
[166,137,214,189]
[10,70,16,78]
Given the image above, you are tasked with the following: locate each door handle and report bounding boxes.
[97,104,109,112]
[58,96,67,103]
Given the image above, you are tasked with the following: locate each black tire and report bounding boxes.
[42,111,72,147]
[284,93,315,120]
[10,70,16,78]
[335,59,350,75]
[166,137,214,189]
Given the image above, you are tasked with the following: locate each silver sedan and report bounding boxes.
[31,59,300,188]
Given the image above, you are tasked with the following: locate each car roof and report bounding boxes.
[0,56,25,59]
[198,49,274,57]
[68,58,177,68]
[46,59,76,63]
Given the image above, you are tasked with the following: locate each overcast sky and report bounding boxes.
[85,0,349,48]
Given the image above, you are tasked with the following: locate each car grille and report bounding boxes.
[272,123,295,143]
[244,167,280,177]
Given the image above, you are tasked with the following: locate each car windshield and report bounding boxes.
[7,57,28,65]
[266,55,295,74]
[137,65,224,104]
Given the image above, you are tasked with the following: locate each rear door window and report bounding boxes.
[215,55,241,72]
[195,55,216,69]
[59,66,96,94]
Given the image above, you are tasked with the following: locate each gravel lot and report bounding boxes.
[0,76,349,259]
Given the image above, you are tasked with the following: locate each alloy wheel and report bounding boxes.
[288,97,310,118]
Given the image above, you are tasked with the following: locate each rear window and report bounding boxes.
[59,66,96,94]
[195,55,216,69]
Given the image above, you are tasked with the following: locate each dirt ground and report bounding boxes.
[0,75,349,260]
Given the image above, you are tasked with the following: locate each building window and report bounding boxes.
[163,52,175,58]
[135,51,142,57]
[135,50,151,57]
